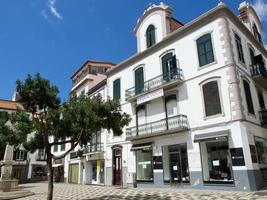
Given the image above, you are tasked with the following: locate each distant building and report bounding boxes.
[0,99,47,183]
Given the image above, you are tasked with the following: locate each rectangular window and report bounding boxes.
[135,67,144,95]
[243,80,255,115]
[202,81,222,117]
[234,33,245,64]
[200,139,234,184]
[255,137,267,164]
[136,149,153,182]
[113,79,121,100]
[54,144,58,152]
[197,33,215,67]
[257,90,265,110]
[15,150,27,161]
[61,140,66,152]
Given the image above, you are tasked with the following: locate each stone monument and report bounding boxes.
[0,144,18,192]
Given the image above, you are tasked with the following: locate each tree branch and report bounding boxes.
[53,130,83,160]
[50,139,72,146]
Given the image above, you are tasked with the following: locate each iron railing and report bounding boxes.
[125,68,183,100]
[83,143,104,154]
[259,109,267,126]
[250,64,267,78]
[126,115,188,138]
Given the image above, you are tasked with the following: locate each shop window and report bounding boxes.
[136,149,153,182]
[196,33,214,67]
[234,33,245,64]
[146,25,156,48]
[243,80,255,115]
[202,80,222,117]
[162,144,190,184]
[200,139,234,184]
[255,137,267,164]
[32,166,47,177]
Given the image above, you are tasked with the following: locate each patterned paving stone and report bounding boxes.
[15,182,267,200]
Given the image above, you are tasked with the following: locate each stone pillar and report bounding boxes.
[0,145,14,180]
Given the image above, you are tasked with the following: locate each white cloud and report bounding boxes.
[47,0,63,20]
[41,10,48,20]
[252,0,267,22]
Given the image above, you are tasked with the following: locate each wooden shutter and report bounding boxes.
[135,67,144,95]
[113,79,121,99]
[197,34,214,67]
[162,53,173,81]
[243,80,255,114]
[203,81,222,117]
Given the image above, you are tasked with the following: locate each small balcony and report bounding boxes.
[83,143,104,154]
[259,109,267,127]
[125,68,183,101]
[126,115,189,140]
[35,154,47,161]
[250,55,267,90]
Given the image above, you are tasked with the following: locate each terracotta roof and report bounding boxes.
[0,99,23,111]
[71,60,115,79]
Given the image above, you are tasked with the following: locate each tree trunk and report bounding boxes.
[47,152,54,200]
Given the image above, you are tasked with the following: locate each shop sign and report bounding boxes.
[153,156,163,170]
[230,148,245,166]
[137,89,164,105]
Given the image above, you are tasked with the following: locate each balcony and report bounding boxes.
[250,55,267,90]
[126,115,189,140]
[125,68,183,101]
[259,109,267,127]
[35,154,47,161]
[83,143,104,154]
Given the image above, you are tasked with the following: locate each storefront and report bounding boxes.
[31,165,47,182]
[68,163,79,184]
[194,130,234,184]
[132,142,190,187]
[53,158,64,183]
[84,153,105,185]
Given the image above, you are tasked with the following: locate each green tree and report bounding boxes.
[1,74,130,200]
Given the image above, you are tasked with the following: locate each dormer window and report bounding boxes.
[146,25,156,48]
[252,23,262,44]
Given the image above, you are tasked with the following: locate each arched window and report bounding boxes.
[146,25,156,48]
[136,105,146,135]
[196,33,214,67]
[201,80,222,117]
[253,23,262,44]
[134,67,144,95]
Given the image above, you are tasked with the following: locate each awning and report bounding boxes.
[131,143,152,151]
[52,163,64,167]
[194,130,230,143]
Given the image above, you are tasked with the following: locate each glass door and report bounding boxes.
[169,151,182,184]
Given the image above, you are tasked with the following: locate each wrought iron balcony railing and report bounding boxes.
[83,143,104,154]
[259,109,267,126]
[126,115,189,139]
[125,68,183,100]
[250,64,267,78]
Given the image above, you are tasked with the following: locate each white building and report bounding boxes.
[0,99,47,183]
[56,60,114,185]
[103,1,267,191]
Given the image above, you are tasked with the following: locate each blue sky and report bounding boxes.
[0,0,266,102]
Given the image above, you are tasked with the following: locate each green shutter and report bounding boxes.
[162,53,173,81]
[197,34,214,67]
[113,79,121,99]
[135,67,144,95]
[146,25,156,48]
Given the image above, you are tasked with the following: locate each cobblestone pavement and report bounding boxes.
[16,182,267,200]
